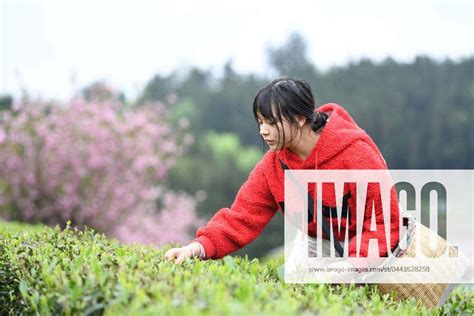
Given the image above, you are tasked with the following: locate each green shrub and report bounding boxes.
[0,220,472,315]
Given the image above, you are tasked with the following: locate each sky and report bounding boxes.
[1,0,473,102]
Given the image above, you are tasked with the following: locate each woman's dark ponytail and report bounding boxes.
[310,111,329,133]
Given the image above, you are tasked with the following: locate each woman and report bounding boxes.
[165,76,400,266]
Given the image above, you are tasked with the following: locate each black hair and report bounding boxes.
[252,76,329,151]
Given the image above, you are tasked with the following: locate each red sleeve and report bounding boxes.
[342,140,400,261]
[190,157,278,259]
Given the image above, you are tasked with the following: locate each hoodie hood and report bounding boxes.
[278,103,370,169]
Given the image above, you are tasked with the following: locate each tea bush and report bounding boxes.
[0,220,472,315]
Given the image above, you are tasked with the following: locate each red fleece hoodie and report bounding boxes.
[191,103,400,260]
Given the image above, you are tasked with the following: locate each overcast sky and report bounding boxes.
[1,0,473,101]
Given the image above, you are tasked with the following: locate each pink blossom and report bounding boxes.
[0,94,199,247]
[0,128,6,144]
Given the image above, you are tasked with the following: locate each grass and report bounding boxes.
[0,219,472,315]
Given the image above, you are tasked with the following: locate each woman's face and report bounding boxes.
[257,112,298,151]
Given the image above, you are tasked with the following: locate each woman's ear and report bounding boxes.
[296,115,306,127]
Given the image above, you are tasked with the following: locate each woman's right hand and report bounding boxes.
[164,242,202,264]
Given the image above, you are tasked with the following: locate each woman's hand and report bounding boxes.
[164,242,202,264]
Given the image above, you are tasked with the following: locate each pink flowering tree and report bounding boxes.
[0,92,203,247]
